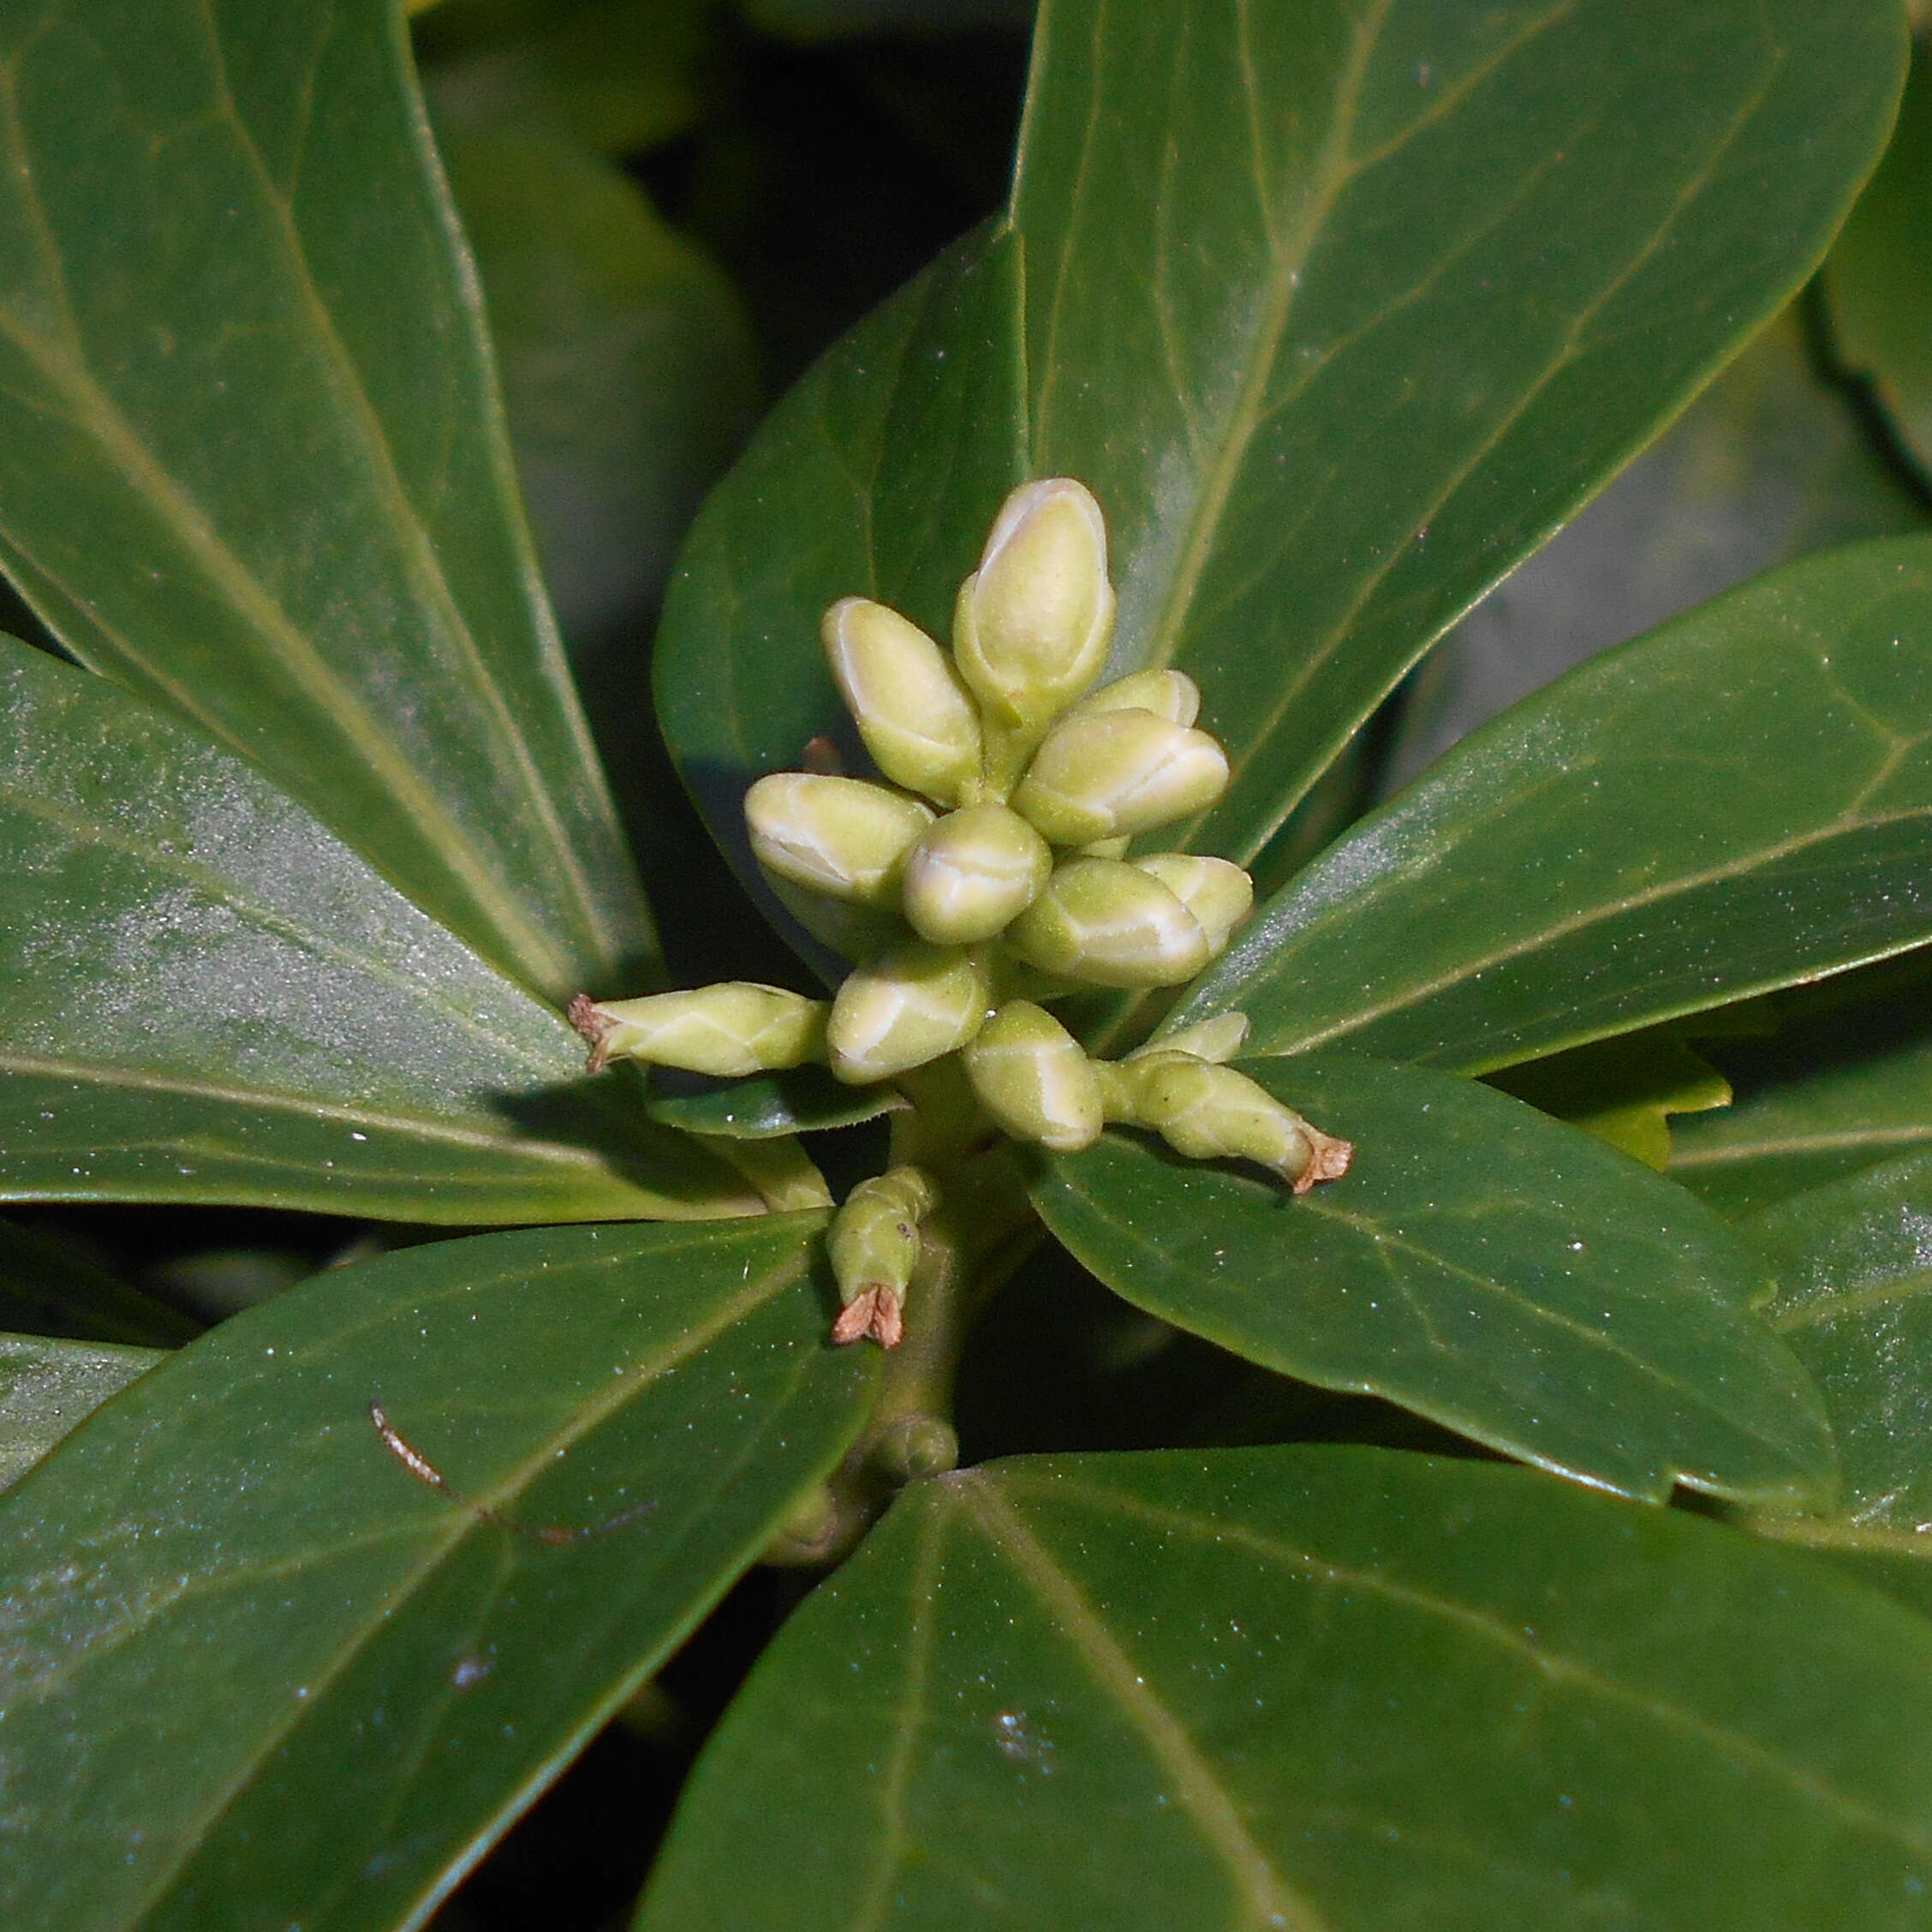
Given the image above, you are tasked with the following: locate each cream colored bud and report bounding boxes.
[767,876,905,963]
[1130,1011,1250,1064]
[1130,854,1253,957]
[1067,667,1201,728]
[822,598,982,805]
[826,940,992,1082]
[962,1001,1104,1153]
[901,803,1052,946]
[1111,1054,1352,1194]
[1005,857,1210,988]
[1011,709,1230,845]
[952,479,1114,734]
[828,1165,938,1349]
[745,773,933,905]
[567,983,826,1077]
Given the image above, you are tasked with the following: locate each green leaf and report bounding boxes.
[745,0,1033,36]
[1033,1053,1832,1506]
[0,637,766,1223]
[1488,1029,1731,1169]
[0,1217,200,1345]
[1672,967,1932,1218]
[0,1214,873,1931]
[660,0,1905,910]
[1187,539,1932,1074]
[644,1066,907,1139]
[637,1446,1932,1932]
[436,123,754,642]
[0,1332,161,1494]
[1826,39,1932,488]
[0,0,650,1000]
[1733,1155,1932,1619]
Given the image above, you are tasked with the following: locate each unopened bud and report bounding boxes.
[1111,1054,1352,1194]
[952,479,1114,736]
[766,876,905,963]
[826,940,992,1082]
[822,598,982,805]
[1011,710,1230,845]
[962,1001,1104,1152]
[828,1166,937,1349]
[1005,857,1210,988]
[1130,1011,1250,1064]
[568,983,826,1077]
[745,773,933,904]
[901,803,1052,946]
[1067,667,1202,728]
[1130,854,1253,957]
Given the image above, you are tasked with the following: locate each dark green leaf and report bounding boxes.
[1033,1053,1831,1506]
[1673,967,1932,1218]
[0,1333,161,1494]
[0,637,767,1222]
[638,1446,1932,1931]
[661,0,1905,912]
[1187,540,1932,1074]
[745,0,1032,39]
[437,124,754,642]
[0,1217,200,1345]
[0,0,651,999]
[0,1215,873,1931]
[1488,1030,1731,1169]
[1732,1155,1932,1619]
[1825,39,1932,487]
[644,1066,907,1139]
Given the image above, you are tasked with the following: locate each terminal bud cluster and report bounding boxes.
[571,479,1351,1346]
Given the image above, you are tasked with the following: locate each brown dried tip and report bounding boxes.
[566,993,614,1074]
[1291,1130,1354,1196]
[831,1286,904,1350]
[801,735,844,776]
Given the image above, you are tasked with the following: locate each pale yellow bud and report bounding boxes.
[1110,1054,1352,1194]
[828,1166,938,1349]
[952,479,1114,736]
[900,803,1052,946]
[826,941,992,1082]
[567,984,826,1077]
[766,876,905,963]
[1012,708,1230,846]
[745,772,933,905]
[821,597,982,806]
[1130,854,1253,957]
[1005,857,1210,988]
[1130,1011,1250,1064]
[961,1001,1104,1153]
[1066,667,1201,728]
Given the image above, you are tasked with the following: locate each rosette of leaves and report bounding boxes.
[2,3,1932,1929]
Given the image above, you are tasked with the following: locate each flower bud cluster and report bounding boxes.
[569,479,1352,1347]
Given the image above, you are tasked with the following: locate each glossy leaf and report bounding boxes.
[1673,967,1932,1219]
[1034,1053,1832,1506]
[0,0,650,999]
[639,1446,1932,1932]
[0,1215,874,1932]
[0,637,766,1223]
[644,1066,908,1139]
[1187,539,1932,1074]
[1825,40,1932,487]
[0,1217,200,1345]
[1733,1156,1932,1619]
[0,1333,161,1494]
[1488,1030,1731,1169]
[437,123,754,641]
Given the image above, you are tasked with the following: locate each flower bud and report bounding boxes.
[826,940,992,1082]
[1005,857,1210,988]
[962,1001,1104,1153]
[745,773,933,904]
[952,479,1114,736]
[567,983,826,1077]
[1011,709,1230,845]
[1130,854,1253,957]
[766,876,904,963]
[900,803,1052,946]
[828,1165,937,1349]
[1067,666,1202,728]
[1130,1011,1250,1064]
[821,597,982,806]
[1110,1054,1352,1194]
